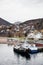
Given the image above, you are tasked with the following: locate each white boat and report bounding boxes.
[22,43,38,54]
[28,44,38,54]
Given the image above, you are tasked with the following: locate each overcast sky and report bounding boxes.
[0,0,43,23]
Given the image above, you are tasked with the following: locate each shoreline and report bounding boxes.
[0,37,43,45]
[0,37,24,46]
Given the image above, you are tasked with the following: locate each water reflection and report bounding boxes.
[13,50,31,60]
[0,44,43,65]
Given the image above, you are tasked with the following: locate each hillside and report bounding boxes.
[20,18,43,30]
[0,18,12,26]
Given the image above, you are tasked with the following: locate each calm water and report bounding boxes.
[0,44,43,65]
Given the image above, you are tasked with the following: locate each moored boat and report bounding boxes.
[28,44,38,54]
[13,44,30,57]
[20,43,38,54]
[34,40,43,47]
[13,38,38,55]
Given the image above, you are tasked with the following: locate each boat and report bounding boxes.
[28,44,38,54]
[34,40,43,47]
[21,43,38,54]
[13,44,30,57]
[27,31,43,47]
[13,36,38,55]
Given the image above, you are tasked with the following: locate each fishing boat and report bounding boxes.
[34,40,43,47]
[13,44,30,57]
[21,43,38,54]
[28,44,38,54]
[27,31,43,47]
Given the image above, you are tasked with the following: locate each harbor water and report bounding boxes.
[0,44,43,65]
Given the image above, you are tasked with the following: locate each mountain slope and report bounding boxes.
[20,18,43,30]
[0,18,12,26]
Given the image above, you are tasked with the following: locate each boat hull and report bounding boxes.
[29,50,38,54]
[35,43,43,47]
[13,48,30,58]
